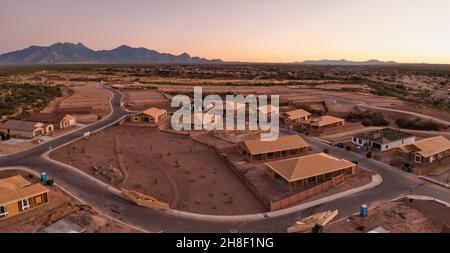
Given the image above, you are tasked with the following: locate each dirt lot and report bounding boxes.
[42,82,111,123]
[0,169,139,233]
[50,126,265,215]
[426,166,450,185]
[325,197,450,233]
[122,89,170,111]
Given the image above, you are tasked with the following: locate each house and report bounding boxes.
[266,153,356,191]
[352,128,416,152]
[26,113,76,129]
[238,135,309,162]
[0,175,49,220]
[398,136,450,166]
[0,120,53,139]
[130,107,168,124]
[302,115,345,134]
[282,109,311,124]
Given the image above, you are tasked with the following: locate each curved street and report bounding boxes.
[1,86,450,232]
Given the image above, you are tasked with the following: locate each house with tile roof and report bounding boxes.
[238,135,309,162]
[0,175,49,220]
[398,136,450,166]
[266,153,356,190]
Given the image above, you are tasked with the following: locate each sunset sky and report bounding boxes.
[1,0,449,63]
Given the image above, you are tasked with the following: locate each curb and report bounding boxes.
[419,176,450,188]
[0,166,149,233]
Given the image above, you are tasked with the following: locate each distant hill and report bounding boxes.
[0,42,223,65]
[295,59,398,66]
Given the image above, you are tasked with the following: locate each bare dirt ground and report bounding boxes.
[390,104,450,122]
[0,139,36,156]
[50,126,265,215]
[122,89,169,111]
[0,169,140,233]
[43,82,112,123]
[426,166,450,185]
[325,198,450,233]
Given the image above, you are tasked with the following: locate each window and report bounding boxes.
[20,199,30,211]
[415,155,422,163]
[0,206,7,218]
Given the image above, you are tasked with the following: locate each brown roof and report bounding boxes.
[309,115,345,127]
[241,135,309,155]
[26,113,74,124]
[0,120,43,132]
[0,175,49,205]
[285,109,311,120]
[142,107,167,118]
[399,136,450,158]
[266,153,355,182]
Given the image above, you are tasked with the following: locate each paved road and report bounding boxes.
[304,89,450,126]
[1,86,450,232]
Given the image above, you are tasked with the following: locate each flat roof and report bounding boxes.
[309,115,345,127]
[284,109,311,120]
[241,135,309,155]
[355,128,414,143]
[266,153,355,182]
[399,135,450,158]
[0,175,49,205]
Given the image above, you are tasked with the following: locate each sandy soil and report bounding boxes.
[325,198,450,233]
[43,82,112,120]
[50,126,266,215]
[426,166,450,185]
[0,170,139,233]
[123,89,169,111]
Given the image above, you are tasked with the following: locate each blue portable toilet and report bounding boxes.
[355,146,363,154]
[360,204,368,217]
[40,172,47,183]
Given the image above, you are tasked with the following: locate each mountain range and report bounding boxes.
[0,42,223,65]
[295,59,398,65]
[0,42,404,65]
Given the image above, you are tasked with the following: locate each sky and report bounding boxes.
[1,0,449,63]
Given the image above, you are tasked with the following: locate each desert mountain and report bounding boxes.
[0,42,222,65]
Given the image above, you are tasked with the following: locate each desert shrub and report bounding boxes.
[346,110,389,126]
[395,118,442,131]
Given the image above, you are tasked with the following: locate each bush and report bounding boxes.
[46,179,54,186]
[395,117,442,131]
[346,110,389,126]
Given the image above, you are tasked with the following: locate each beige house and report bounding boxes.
[238,135,309,162]
[398,136,450,166]
[26,113,76,129]
[130,107,168,124]
[266,153,356,190]
[282,109,311,124]
[0,120,53,139]
[0,175,49,220]
[302,115,345,134]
